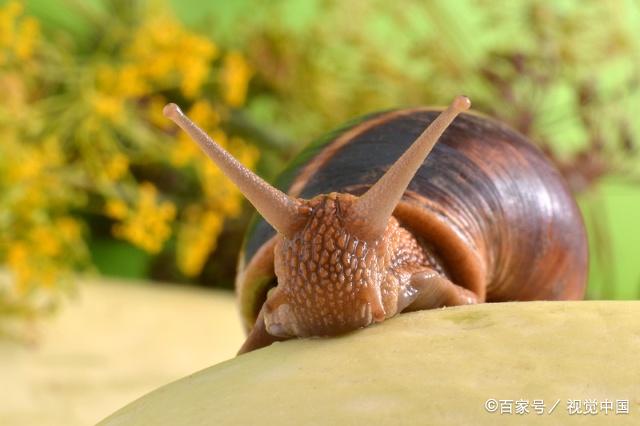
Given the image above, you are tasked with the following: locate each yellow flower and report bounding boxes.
[176,208,223,277]
[30,225,60,257]
[95,64,117,87]
[140,51,175,81]
[179,57,210,98]
[111,182,176,253]
[55,217,82,242]
[126,13,217,98]
[14,15,38,60]
[116,64,148,98]
[92,92,124,123]
[221,51,253,107]
[105,199,128,220]
[188,100,220,126]
[0,1,22,47]
[169,132,200,166]
[11,153,43,181]
[176,34,217,97]
[180,32,218,59]
[0,2,40,63]
[104,153,129,180]
[145,95,171,130]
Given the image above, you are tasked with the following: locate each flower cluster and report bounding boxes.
[109,183,177,254]
[0,1,38,64]
[0,1,258,321]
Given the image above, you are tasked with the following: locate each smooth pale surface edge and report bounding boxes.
[100,301,640,425]
[0,277,244,426]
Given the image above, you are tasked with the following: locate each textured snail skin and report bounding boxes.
[263,193,439,338]
[237,109,588,351]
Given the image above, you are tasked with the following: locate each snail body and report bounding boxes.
[164,97,588,355]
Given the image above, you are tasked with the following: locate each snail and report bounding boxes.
[163,95,588,355]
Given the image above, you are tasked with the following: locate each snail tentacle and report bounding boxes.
[351,96,470,241]
[163,103,307,238]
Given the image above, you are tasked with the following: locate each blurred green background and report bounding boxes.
[2,0,640,326]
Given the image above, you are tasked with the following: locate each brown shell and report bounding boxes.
[236,108,588,331]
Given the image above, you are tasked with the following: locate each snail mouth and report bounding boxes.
[265,322,288,338]
[264,303,302,338]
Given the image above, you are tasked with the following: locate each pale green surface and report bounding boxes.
[101,301,640,425]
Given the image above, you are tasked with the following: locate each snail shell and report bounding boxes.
[237,108,587,332]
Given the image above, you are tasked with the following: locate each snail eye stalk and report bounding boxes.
[163,103,306,237]
[351,96,470,241]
